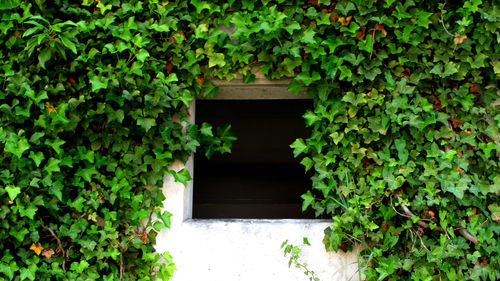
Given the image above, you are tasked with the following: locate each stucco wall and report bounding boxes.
[154,159,359,281]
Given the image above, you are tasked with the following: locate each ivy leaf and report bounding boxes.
[335,1,356,15]
[492,61,500,75]
[200,123,213,136]
[300,157,314,172]
[488,204,500,222]
[303,110,320,126]
[69,196,86,212]
[75,166,97,182]
[160,211,172,228]
[430,63,458,78]
[19,264,36,281]
[89,74,108,92]
[38,48,51,69]
[287,79,303,95]
[443,62,458,77]
[208,53,226,68]
[170,168,192,187]
[9,228,29,242]
[285,22,301,35]
[301,26,316,44]
[394,138,408,163]
[5,185,21,201]
[49,185,62,201]
[44,158,61,174]
[19,203,37,219]
[290,138,308,157]
[330,132,344,145]
[301,190,315,211]
[136,48,150,62]
[5,134,30,159]
[137,117,157,132]
[415,10,432,28]
[29,243,43,256]
[191,0,211,14]
[357,35,373,53]
[0,261,18,280]
[296,71,321,86]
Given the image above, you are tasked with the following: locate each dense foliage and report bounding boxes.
[0,0,499,280]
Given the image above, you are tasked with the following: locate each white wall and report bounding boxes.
[154,160,359,281]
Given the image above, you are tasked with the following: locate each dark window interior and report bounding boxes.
[193,99,315,219]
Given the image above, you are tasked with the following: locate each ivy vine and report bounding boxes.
[0,0,499,280]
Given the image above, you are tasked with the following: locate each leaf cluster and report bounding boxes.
[0,0,499,281]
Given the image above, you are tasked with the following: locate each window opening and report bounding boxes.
[193,99,315,219]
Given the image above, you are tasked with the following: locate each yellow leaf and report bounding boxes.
[29,242,44,256]
[338,16,352,26]
[45,102,57,113]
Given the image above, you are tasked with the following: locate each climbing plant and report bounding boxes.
[0,0,499,280]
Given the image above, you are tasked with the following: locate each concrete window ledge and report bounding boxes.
[154,75,359,281]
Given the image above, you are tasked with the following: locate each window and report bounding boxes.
[193,98,314,219]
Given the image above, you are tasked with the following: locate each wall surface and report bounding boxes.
[155,161,359,281]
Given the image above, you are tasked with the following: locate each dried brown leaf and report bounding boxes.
[454,34,467,45]
[41,248,55,259]
[374,23,387,36]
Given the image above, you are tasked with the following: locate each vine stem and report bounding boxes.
[394,195,479,244]
[440,2,456,38]
[41,224,66,272]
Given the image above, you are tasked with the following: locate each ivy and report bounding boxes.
[1,0,499,280]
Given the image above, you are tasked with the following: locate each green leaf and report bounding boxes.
[442,62,458,77]
[285,22,301,35]
[191,0,211,13]
[208,53,226,68]
[44,158,61,174]
[38,48,51,69]
[5,185,21,201]
[300,157,314,172]
[488,203,500,222]
[49,184,63,201]
[19,264,36,281]
[415,10,432,28]
[357,35,373,53]
[160,211,172,228]
[301,190,315,211]
[137,117,157,132]
[301,26,316,44]
[0,261,18,280]
[336,1,356,15]
[492,61,500,74]
[288,79,303,95]
[136,48,150,62]
[170,168,192,186]
[330,132,344,145]
[9,228,29,242]
[59,34,77,54]
[394,138,408,163]
[89,74,108,92]
[296,71,321,86]
[290,138,307,157]
[5,134,30,158]
[200,123,213,136]
[431,63,458,78]
[18,203,37,219]
[69,196,86,212]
